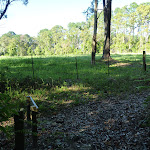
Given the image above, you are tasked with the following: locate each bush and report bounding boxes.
[0,93,18,134]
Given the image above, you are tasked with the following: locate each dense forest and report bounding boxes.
[0,2,150,56]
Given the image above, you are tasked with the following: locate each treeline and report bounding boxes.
[0,2,150,56]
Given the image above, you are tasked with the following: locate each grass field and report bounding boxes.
[0,54,150,114]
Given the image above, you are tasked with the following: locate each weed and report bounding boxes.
[0,54,150,127]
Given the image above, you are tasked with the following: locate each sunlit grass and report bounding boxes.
[0,54,150,114]
[1,53,150,140]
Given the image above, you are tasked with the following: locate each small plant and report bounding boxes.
[0,93,18,135]
[0,70,8,93]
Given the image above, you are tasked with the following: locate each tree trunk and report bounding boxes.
[91,0,98,65]
[102,0,112,59]
[0,0,10,20]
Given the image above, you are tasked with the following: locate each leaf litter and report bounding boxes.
[0,91,150,150]
[34,92,150,150]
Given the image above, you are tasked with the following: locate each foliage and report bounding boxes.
[0,2,149,56]
[0,54,149,96]
[0,54,150,135]
[0,93,18,134]
[0,69,26,135]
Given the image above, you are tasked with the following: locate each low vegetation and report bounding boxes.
[0,54,150,136]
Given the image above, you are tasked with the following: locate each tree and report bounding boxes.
[91,0,98,64]
[102,0,112,59]
[18,34,33,56]
[84,0,99,64]
[0,1,149,56]
[80,22,92,54]
[0,0,28,20]
[37,29,53,55]
[50,25,65,54]
[0,31,16,55]
[85,0,112,62]
[112,6,129,53]
[67,22,83,54]
[136,2,150,52]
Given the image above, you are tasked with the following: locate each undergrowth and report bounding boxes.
[0,54,150,134]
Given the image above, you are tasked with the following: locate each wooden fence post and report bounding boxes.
[27,97,31,128]
[14,108,25,150]
[143,51,146,71]
[27,97,31,121]
[31,106,38,148]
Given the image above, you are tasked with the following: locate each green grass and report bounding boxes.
[0,54,150,115]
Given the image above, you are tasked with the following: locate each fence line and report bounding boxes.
[14,96,38,150]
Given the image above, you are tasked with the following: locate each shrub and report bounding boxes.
[0,93,18,134]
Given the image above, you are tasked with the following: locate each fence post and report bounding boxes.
[27,97,31,121]
[31,106,38,148]
[27,97,31,128]
[14,108,25,150]
[143,51,146,71]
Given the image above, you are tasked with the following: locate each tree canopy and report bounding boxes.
[0,2,150,56]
